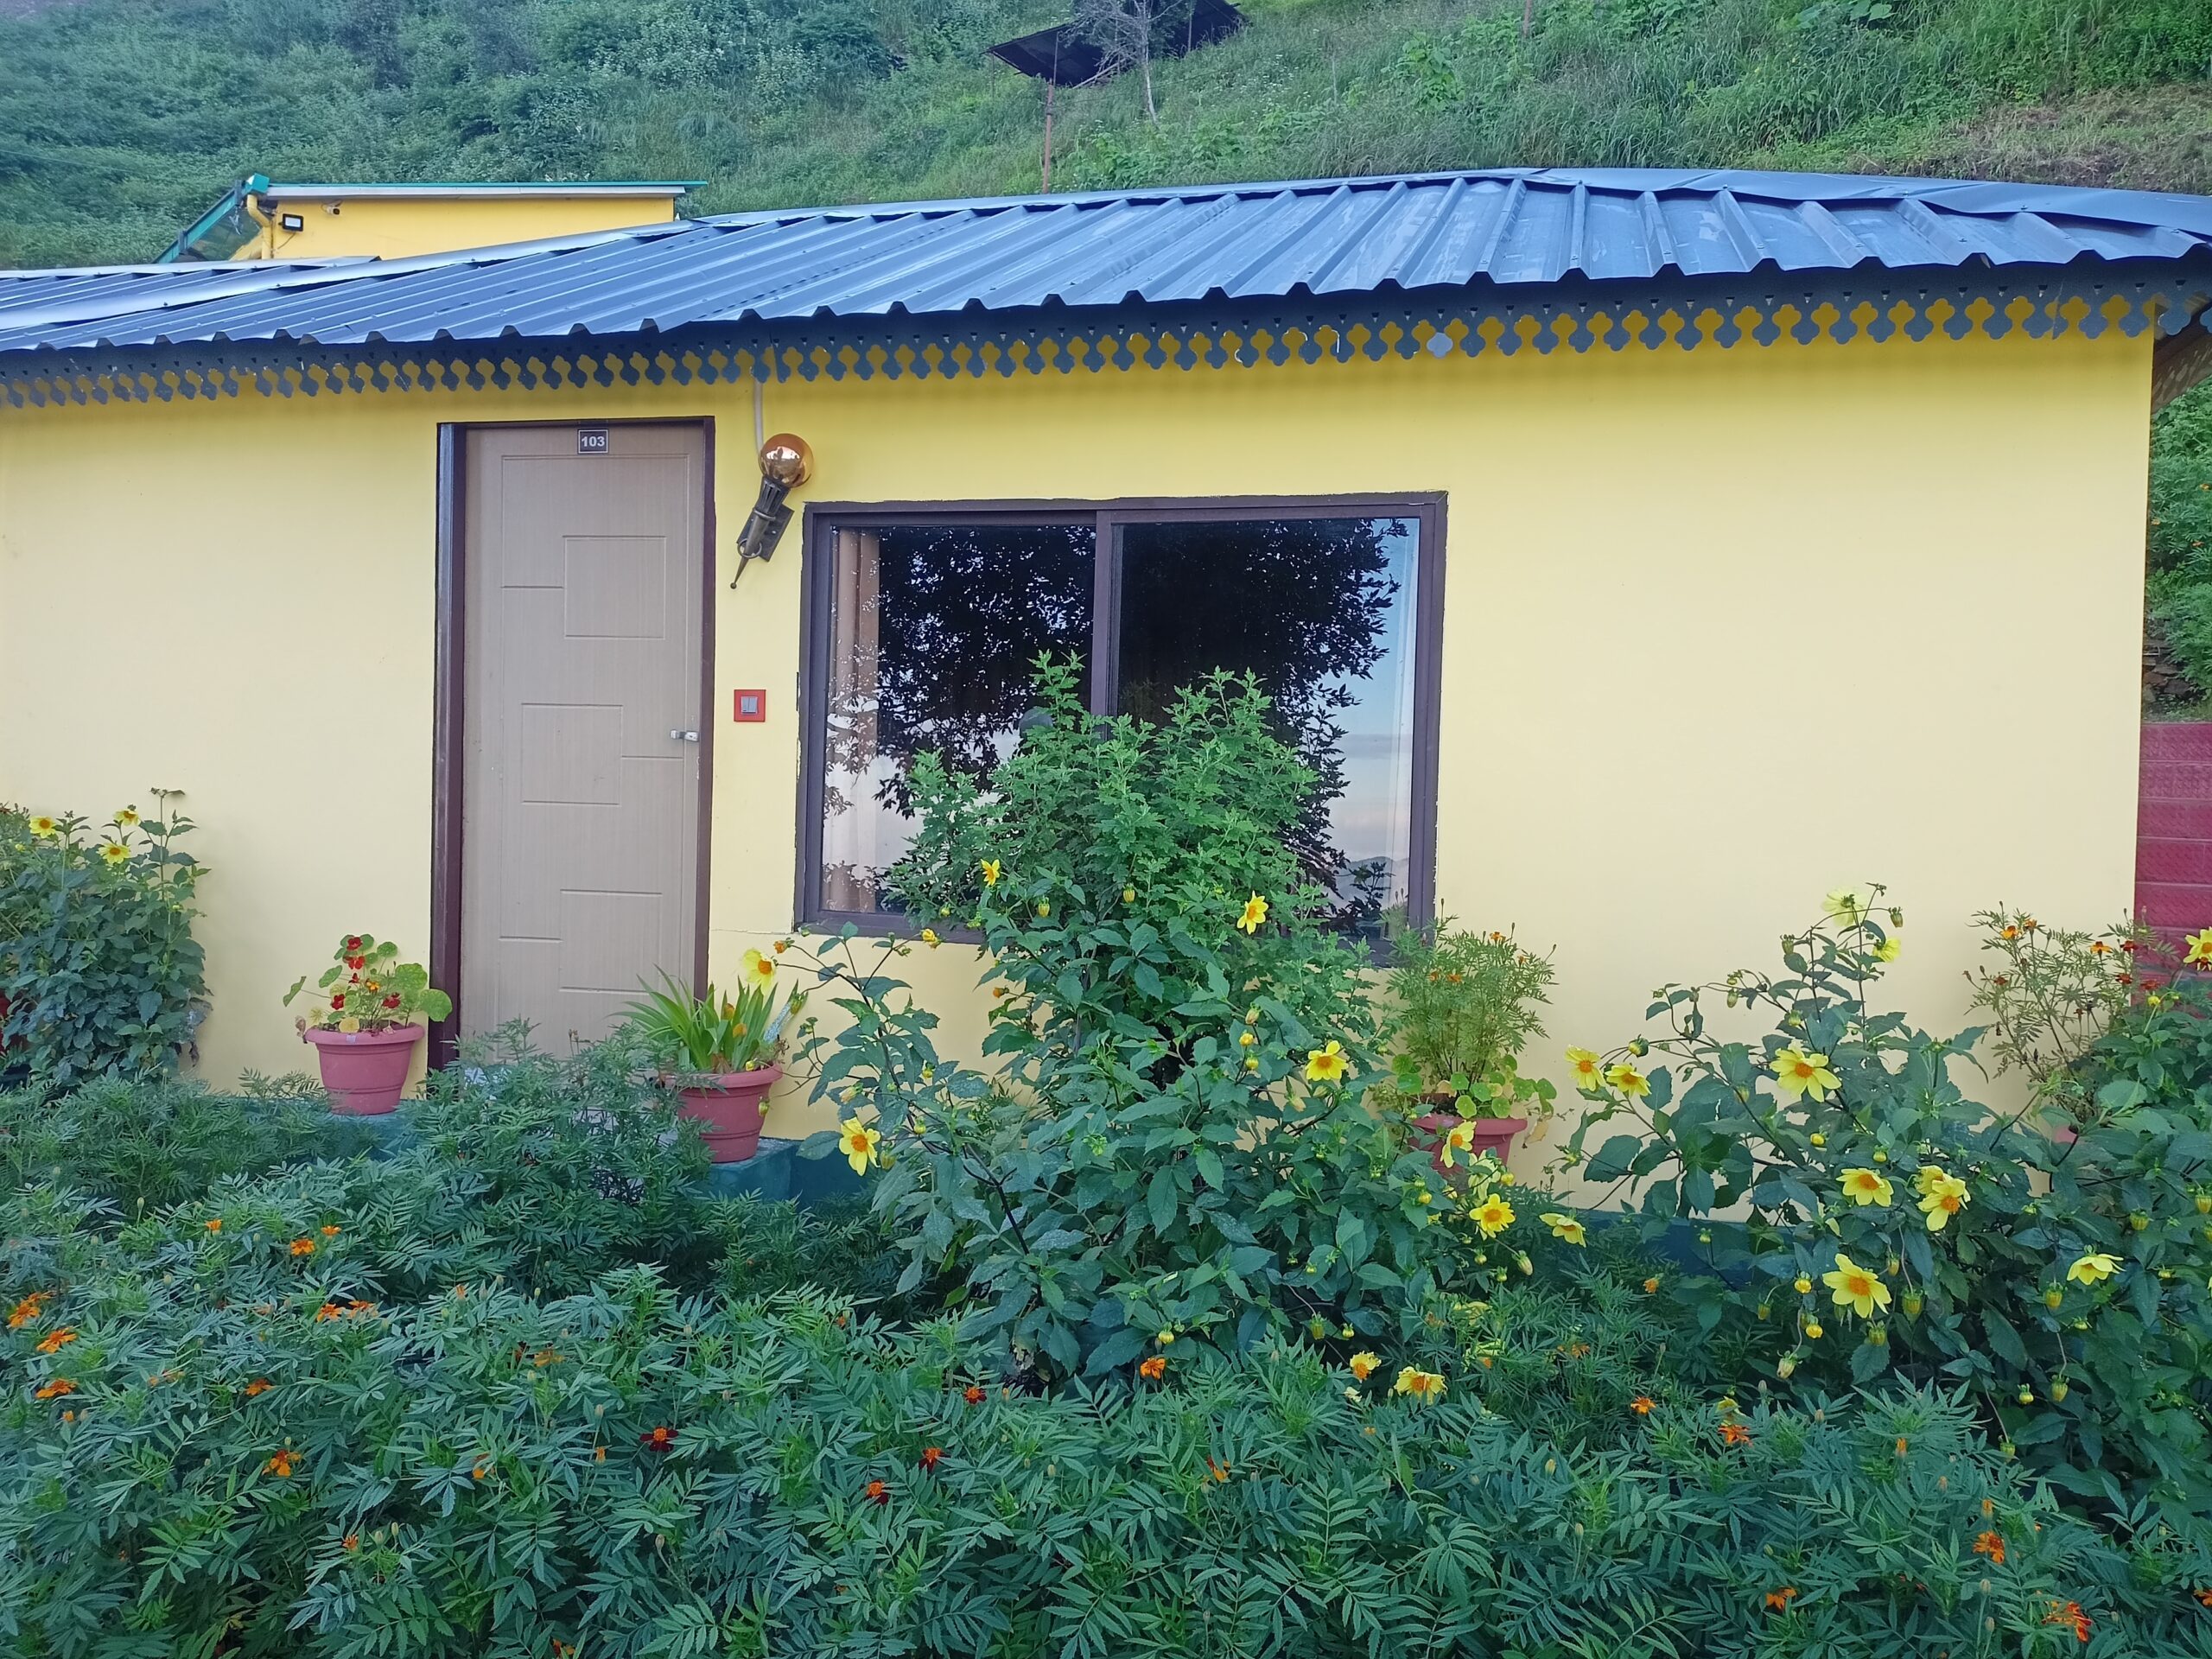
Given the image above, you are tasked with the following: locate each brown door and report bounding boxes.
[459,423,707,1051]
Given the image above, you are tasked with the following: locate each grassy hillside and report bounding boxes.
[1,0,2209,269]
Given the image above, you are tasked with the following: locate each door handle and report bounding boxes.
[671,729,699,743]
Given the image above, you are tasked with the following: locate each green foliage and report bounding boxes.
[1962,905,2153,1118]
[7,1223,2205,1659]
[799,664,1462,1378]
[284,930,453,1032]
[1563,893,2212,1517]
[1384,919,1557,1122]
[2148,387,2212,702]
[620,962,804,1076]
[0,796,206,1087]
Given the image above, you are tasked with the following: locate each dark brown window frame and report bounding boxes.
[793,493,1446,942]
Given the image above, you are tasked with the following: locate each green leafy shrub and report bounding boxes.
[1384,920,1558,1124]
[800,664,1459,1377]
[0,795,206,1086]
[1564,891,2212,1516]
[0,1073,372,1220]
[7,1236,2205,1658]
[1963,906,2154,1122]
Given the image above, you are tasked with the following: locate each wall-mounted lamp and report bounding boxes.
[278,213,306,233]
[731,433,812,587]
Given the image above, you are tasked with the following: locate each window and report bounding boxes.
[798,499,1442,941]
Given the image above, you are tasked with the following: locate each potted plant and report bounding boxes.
[284,933,450,1115]
[1386,921,1556,1170]
[621,950,804,1163]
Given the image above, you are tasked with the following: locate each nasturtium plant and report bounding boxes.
[284,931,451,1033]
[800,664,1461,1377]
[1564,890,2212,1514]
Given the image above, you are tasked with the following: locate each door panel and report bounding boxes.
[461,425,706,1050]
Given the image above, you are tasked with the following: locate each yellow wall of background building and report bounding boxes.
[232,192,680,261]
[0,330,2149,1167]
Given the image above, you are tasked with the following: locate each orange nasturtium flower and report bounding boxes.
[1236,893,1269,934]
[1564,1047,1604,1090]
[1973,1530,2006,1565]
[1304,1040,1348,1084]
[1392,1367,1446,1401]
[34,1327,77,1355]
[1347,1351,1380,1382]
[1823,1252,1892,1319]
[1138,1356,1167,1381]
[838,1119,883,1175]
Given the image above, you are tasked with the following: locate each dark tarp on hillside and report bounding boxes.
[988,0,1244,86]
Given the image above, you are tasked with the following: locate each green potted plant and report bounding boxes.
[622,950,804,1163]
[1387,921,1556,1167]
[284,932,450,1115]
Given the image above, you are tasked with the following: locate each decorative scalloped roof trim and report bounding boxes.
[3,269,2203,409]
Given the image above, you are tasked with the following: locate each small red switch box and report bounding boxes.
[733,689,766,722]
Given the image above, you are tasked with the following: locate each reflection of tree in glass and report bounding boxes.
[1117,518,1405,925]
[823,524,1093,827]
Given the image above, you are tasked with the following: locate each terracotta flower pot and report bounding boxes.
[302,1023,423,1116]
[675,1063,782,1163]
[1414,1109,1529,1176]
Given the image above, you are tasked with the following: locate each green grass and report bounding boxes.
[2,0,2209,269]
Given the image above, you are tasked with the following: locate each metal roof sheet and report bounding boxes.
[4,166,2210,359]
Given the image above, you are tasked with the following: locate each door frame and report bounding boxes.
[429,417,719,1068]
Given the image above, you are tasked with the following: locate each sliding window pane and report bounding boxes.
[1116,517,1419,936]
[819,522,1093,913]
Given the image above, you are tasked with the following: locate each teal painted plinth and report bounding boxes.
[703,1139,866,1205]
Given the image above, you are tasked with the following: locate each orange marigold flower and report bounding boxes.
[1764,1587,1798,1611]
[963,1384,985,1404]
[865,1478,890,1505]
[342,1534,359,1551]
[1973,1530,2005,1565]
[2044,1600,2091,1643]
[1719,1421,1753,1446]
[1630,1395,1656,1415]
[640,1426,677,1452]
[204,1218,222,1233]
[1139,1355,1167,1381]
[34,1326,77,1355]
[1643,1277,1661,1294]
[33,1378,74,1400]
[243,1377,273,1398]
[321,1225,341,1237]
[289,1238,316,1257]
[919,1446,944,1471]
[7,1291,48,1329]
[264,1450,296,1478]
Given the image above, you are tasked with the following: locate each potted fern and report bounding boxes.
[284,932,450,1115]
[1387,922,1556,1168]
[622,951,804,1163]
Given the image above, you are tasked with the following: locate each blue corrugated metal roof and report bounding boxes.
[4,167,2210,359]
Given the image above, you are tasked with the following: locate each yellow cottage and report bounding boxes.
[3,166,2209,1141]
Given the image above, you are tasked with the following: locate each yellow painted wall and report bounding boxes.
[0,331,2150,1169]
[232,194,679,261]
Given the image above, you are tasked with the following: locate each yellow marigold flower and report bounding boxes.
[1236,893,1269,934]
[837,1119,882,1175]
[1393,1367,1446,1401]
[1541,1211,1587,1246]
[1605,1061,1649,1098]
[98,842,130,867]
[1347,1351,1380,1381]
[1304,1040,1347,1084]
[2067,1251,2121,1287]
[741,947,776,986]
[1839,1167,1894,1208]
[1469,1195,1515,1237]
[1822,1251,1892,1319]
[979,859,1001,887]
[1439,1120,1476,1167]
[2187,929,2212,969]
[1916,1168,1969,1232]
[1564,1047,1604,1090]
[114,807,140,828]
[26,816,58,838]
[1770,1047,1840,1104]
